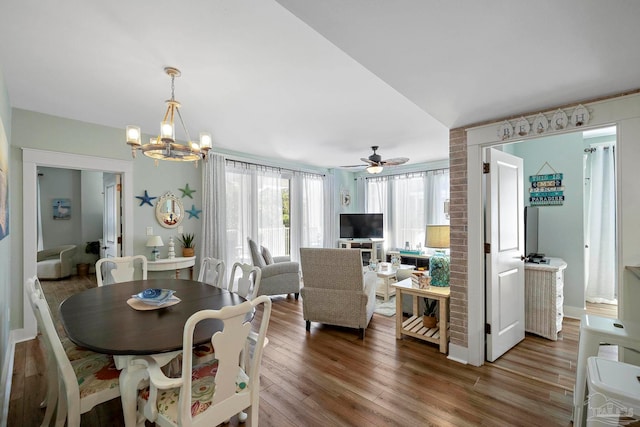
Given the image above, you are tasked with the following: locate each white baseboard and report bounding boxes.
[564,305,586,320]
[0,330,18,427]
[447,343,468,365]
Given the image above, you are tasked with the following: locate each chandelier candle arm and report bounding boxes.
[126,67,212,165]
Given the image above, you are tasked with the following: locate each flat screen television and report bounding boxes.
[340,213,384,239]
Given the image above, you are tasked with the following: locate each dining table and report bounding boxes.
[59,278,247,427]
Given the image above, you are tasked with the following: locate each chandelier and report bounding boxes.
[125,67,212,165]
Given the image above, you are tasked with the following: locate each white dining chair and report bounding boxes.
[95,255,148,286]
[26,276,121,427]
[135,295,272,427]
[228,262,262,300]
[197,257,226,288]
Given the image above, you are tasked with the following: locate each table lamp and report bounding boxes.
[146,235,164,261]
[426,225,450,287]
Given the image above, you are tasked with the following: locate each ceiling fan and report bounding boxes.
[343,146,409,174]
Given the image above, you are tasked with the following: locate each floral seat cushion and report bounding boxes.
[61,337,96,361]
[72,353,120,399]
[139,358,249,424]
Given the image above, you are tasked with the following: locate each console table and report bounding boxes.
[147,256,196,280]
[392,278,450,353]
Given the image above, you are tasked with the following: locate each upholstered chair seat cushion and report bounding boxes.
[139,358,249,424]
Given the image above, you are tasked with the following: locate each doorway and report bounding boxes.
[22,149,133,340]
[486,124,619,360]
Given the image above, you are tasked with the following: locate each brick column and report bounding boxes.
[448,128,468,348]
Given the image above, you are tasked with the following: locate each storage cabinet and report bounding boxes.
[387,251,430,269]
[524,257,567,341]
[338,239,384,265]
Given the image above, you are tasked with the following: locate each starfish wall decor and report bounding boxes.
[136,190,157,207]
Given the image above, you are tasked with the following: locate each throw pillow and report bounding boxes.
[261,246,274,265]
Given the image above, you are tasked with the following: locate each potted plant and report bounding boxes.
[178,233,196,257]
[422,298,438,328]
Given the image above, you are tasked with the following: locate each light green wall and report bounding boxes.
[0,66,11,421]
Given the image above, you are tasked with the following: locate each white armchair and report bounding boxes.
[37,244,77,279]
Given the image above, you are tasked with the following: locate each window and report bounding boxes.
[225,161,326,265]
[366,169,449,251]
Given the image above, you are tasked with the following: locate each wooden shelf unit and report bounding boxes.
[338,239,384,265]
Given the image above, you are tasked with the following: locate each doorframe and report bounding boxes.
[465,124,623,367]
[21,148,133,340]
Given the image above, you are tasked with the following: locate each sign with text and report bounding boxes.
[529,173,564,206]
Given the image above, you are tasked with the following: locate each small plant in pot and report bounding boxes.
[422,298,438,328]
[178,233,195,257]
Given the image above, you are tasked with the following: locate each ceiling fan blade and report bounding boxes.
[380,157,409,166]
[360,158,377,165]
[340,164,366,168]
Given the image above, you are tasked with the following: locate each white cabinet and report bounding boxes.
[338,239,384,265]
[524,257,567,341]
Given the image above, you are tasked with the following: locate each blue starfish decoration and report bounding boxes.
[186,204,202,219]
[179,183,196,199]
[136,190,157,207]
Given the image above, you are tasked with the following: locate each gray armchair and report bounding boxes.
[37,244,77,279]
[299,248,377,339]
[248,238,300,299]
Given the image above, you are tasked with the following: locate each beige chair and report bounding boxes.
[26,276,120,427]
[197,257,226,288]
[299,248,377,339]
[135,295,273,427]
[248,238,300,299]
[95,255,148,286]
[37,244,76,279]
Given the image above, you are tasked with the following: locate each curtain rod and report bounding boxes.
[225,158,325,177]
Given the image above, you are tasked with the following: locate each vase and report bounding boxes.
[429,249,450,287]
[182,248,195,257]
[422,315,437,328]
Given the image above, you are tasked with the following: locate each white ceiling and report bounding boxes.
[1,0,639,169]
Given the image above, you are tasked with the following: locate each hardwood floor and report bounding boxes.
[9,276,617,426]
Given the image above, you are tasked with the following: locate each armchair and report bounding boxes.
[37,244,77,279]
[299,248,377,339]
[248,238,300,299]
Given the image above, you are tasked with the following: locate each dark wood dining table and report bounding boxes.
[59,278,247,427]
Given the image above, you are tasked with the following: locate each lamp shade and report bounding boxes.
[426,225,450,248]
[146,236,164,247]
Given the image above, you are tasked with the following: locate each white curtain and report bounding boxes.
[300,173,324,248]
[366,169,449,250]
[225,167,254,266]
[257,172,285,255]
[201,154,227,278]
[585,145,616,303]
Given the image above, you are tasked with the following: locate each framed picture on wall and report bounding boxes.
[52,198,71,220]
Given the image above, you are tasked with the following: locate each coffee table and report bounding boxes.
[369,264,415,301]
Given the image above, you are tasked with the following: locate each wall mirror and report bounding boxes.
[155,192,184,229]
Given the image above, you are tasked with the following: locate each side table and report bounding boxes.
[391,278,450,353]
[147,256,196,279]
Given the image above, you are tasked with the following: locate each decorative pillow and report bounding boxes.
[261,246,274,265]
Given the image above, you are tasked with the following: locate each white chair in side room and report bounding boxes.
[135,295,273,427]
[95,255,148,286]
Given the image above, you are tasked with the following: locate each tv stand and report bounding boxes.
[338,239,384,265]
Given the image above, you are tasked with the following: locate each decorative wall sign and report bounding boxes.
[529,162,564,206]
[497,121,514,140]
[532,113,549,134]
[571,104,590,126]
[551,109,569,130]
[496,105,591,140]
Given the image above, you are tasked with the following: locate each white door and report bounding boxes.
[102,173,120,259]
[486,148,525,362]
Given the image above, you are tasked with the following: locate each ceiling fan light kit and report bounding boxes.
[126,67,212,166]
